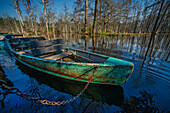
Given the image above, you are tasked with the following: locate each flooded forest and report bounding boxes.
[0,0,170,112]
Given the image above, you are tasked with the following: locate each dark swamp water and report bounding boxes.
[0,34,169,112]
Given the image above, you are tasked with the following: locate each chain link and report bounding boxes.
[39,77,91,106]
[0,66,98,106]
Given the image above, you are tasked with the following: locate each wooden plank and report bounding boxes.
[9,38,20,43]
[30,40,52,48]
[17,50,32,55]
[76,54,96,63]
[76,50,107,63]
[17,51,26,54]
[43,52,72,60]
[62,57,75,62]
[31,45,63,56]
[9,37,45,43]
[29,39,64,49]
[38,52,56,58]
[19,37,45,43]
[43,54,65,60]
[31,46,54,56]
[11,43,29,49]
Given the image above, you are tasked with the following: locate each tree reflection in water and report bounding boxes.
[120,91,162,112]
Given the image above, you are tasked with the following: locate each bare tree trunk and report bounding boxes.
[93,0,99,34]
[117,21,120,33]
[69,24,72,33]
[31,19,35,35]
[12,0,25,34]
[92,36,96,52]
[8,20,15,33]
[46,6,51,31]
[30,10,35,35]
[29,2,36,36]
[133,12,140,33]
[42,0,50,39]
[144,0,165,58]
[50,5,56,39]
[85,0,88,33]
[33,16,38,36]
[103,15,106,33]
[99,0,102,32]
[13,0,24,26]
[3,17,12,33]
[15,10,24,34]
[14,20,20,33]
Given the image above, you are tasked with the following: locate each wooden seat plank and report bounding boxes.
[31,45,63,56]
[11,43,29,49]
[43,52,72,60]
[30,39,64,49]
[9,37,45,43]
[17,49,32,55]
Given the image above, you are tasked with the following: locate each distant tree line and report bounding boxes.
[0,0,169,38]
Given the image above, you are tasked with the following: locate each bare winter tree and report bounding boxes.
[50,0,56,38]
[11,0,25,34]
[85,0,88,33]
[64,2,69,33]
[42,0,50,39]
[22,0,37,36]
[93,0,99,34]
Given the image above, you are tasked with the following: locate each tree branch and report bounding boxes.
[144,1,161,12]
[156,2,170,31]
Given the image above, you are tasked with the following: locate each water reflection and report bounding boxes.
[57,34,170,111]
[16,61,124,106]
[60,34,169,62]
[120,91,162,112]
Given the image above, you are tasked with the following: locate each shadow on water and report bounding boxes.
[0,65,13,108]
[15,61,124,106]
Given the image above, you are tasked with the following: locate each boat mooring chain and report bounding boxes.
[0,66,98,106]
[1,84,40,102]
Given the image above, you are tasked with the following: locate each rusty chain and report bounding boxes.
[0,66,98,106]
[39,77,91,105]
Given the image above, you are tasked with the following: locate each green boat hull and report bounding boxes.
[0,41,4,48]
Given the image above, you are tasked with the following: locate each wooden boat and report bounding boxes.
[16,60,124,106]
[5,37,134,85]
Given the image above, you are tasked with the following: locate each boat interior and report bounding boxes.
[9,37,108,63]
